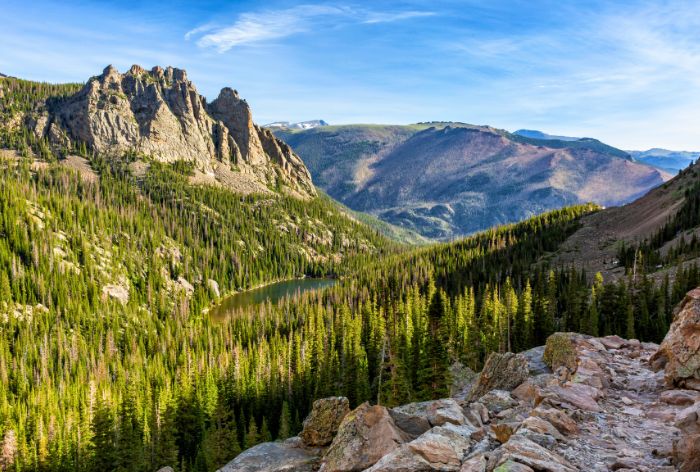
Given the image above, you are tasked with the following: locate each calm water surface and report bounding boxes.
[210,278,336,321]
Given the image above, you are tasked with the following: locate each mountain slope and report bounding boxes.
[550,160,700,281]
[278,123,670,239]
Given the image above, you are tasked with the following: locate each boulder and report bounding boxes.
[599,335,628,350]
[673,401,700,472]
[300,397,350,447]
[492,435,577,472]
[217,438,319,472]
[320,402,408,471]
[493,461,535,472]
[542,333,580,372]
[491,423,516,443]
[650,287,700,391]
[460,454,488,472]
[537,384,601,412]
[530,406,578,436]
[468,352,529,401]
[660,389,700,406]
[511,380,540,406]
[365,426,473,472]
[476,390,520,415]
[390,399,467,439]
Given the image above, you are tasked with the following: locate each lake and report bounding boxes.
[209,278,337,321]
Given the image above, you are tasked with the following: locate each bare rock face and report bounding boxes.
[650,287,700,390]
[36,65,315,198]
[217,437,320,472]
[300,396,350,447]
[468,352,529,401]
[320,402,408,472]
[365,425,474,472]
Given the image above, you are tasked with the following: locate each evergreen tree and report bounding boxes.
[418,290,451,400]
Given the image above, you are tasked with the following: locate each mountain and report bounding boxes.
[513,128,581,141]
[5,64,315,198]
[629,148,700,174]
[265,119,329,130]
[276,123,669,239]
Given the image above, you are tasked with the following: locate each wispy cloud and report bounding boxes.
[186,4,435,52]
[362,10,436,24]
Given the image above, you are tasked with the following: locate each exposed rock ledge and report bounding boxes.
[219,287,700,472]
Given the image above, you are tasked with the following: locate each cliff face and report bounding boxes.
[32,65,315,198]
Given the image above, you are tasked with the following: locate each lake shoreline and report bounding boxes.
[205,276,338,320]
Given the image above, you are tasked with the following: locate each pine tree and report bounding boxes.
[90,400,117,472]
[278,402,292,440]
[418,290,451,400]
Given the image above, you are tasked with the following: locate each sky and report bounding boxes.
[2,0,699,150]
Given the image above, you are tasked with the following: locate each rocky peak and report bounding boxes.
[31,65,316,198]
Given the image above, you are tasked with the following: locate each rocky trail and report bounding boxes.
[219,288,700,472]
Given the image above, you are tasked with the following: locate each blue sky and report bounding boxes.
[2,0,700,150]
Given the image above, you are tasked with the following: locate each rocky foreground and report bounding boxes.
[219,288,700,472]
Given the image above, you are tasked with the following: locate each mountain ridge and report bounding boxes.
[276,123,669,239]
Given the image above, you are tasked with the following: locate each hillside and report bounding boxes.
[550,160,700,282]
[277,123,670,239]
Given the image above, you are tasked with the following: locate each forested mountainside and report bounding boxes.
[275,123,670,239]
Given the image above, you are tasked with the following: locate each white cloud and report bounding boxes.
[186,4,435,52]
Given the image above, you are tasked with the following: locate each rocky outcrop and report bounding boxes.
[300,397,350,447]
[32,65,315,198]
[468,352,529,401]
[223,317,700,471]
[320,402,409,471]
[651,287,700,391]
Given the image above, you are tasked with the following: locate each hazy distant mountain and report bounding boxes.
[265,120,329,130]
[628,148,699,174]
[514,129,581,141]
[276,123,670,239]
[0,73,6,78]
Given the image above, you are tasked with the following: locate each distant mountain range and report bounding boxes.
[628,148,699,174]
[514,130,698,174]
[514,129,582,142]
[265,119,329,130]
[275,123,670,239]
